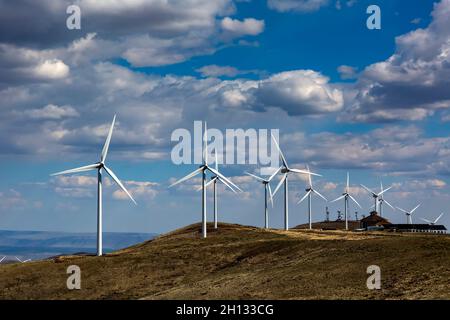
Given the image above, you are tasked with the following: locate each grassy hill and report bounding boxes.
[294,220,361,230]
[0,223,449,300]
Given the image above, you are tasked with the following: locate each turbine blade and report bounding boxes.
[348,194,362,208]
[273,173,287,196]
[51,163,100,176]
[306,165,312,187]
[101,115,116,163]
[420,218,432,224]
[379,186,393,196]
[313,189,327,202]
[330,195,345,203]
[245,171,265,182]
[268,183,274,207]
[198,177,217,191]
[218,176,237,193]
[268,166,282,182]
[103,166,137,205]
[0,256,5,263]
[15,257,22,262]
[297,191,311,205]
[207,166,242,192]
[383,199,395,210]
[169,167,204,188]
[434,212,444,224]
[395,207,409,214]
[271,133,288,168]
[346,172,350,192]
[290,168,321,177]
[360,184,376,196]
[410,203,421,214]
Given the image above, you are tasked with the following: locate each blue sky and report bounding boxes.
[1,0,450,234]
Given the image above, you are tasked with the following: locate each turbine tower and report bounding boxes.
[51,115,136,256]
[360,183,392,215]
[271,134,320,231]
[202,152,242,229]
[297,166,326,230]
[245,167,280,229]
[396,204,421,224]
[330,172,362,230]
[169,122,240,238]
[420,213,444,225]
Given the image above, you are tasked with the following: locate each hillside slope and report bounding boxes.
[0,223,449,300]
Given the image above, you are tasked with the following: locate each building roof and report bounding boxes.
[385,224,447,231]
[360,211,391,225]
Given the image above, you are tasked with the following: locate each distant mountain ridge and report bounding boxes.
[0,230,157,261]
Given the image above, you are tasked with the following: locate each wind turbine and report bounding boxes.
[330,172,362,230]
[15,257,31,263]
[0,256,5,263]
[396,204,421,224]
[169,122,240,238]
[201,152,242,229]
[377,180,395,216]
[297,166,327,230]
[245,167,281,229]
[420,213,444,225]
[271,134,321,231]
[360,183,393,215]
[51,115,136,257]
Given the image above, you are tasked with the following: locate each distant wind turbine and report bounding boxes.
[297,165,327,230]
[0,256,6,263]
[330,172,362,230]
[361,183,392,215]
[420,212,444,225]
[15,256,31,263]
[396,204,421,224]
[245,167,280,229]
[51,115,136,256]
[170,122,240,238]
[271,134,320,231]
[377,180,395,216]
[200,152,242,229]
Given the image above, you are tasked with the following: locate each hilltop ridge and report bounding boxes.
[0,223,448,300]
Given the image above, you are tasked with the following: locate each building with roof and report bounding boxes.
[359,211,391,229]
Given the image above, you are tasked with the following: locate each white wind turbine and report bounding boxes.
[360,183,393,215]
[377,181,395,216]
[15,256,31,263]
[0,256,6,263]
[245,167,281,229]
[330,172,362,230]
[420,212,444,225]
[396,204,421,224]
[271,134,320,231]
[297,166,327,230]
[201,152,242,229]
[169,122,241,238]
[51,115,136,257]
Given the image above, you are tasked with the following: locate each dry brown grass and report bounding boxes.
[0,223,449,300]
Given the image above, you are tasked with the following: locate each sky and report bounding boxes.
[1,0,450,234]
